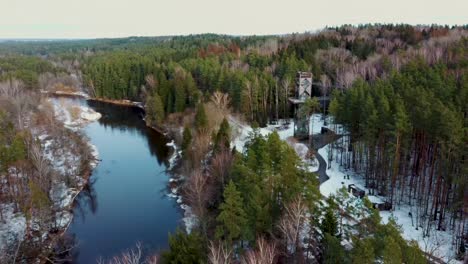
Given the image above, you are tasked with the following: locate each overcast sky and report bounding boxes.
[0,0,466,39]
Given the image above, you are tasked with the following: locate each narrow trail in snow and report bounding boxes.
[308,132,341,184]
[315,152,328,184]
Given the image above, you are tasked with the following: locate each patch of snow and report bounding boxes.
[381,206,460,263]
[318,132,462,263]
[167,193,178,199]
[165,140,180,170]
[88,142,100,168]
[229,116,271,153]
[80,107,102,121]
[319,145,350,198]
[50,182,75,208]
[166,140,176,148]
[230,114,329,154]
[55,211,72,229]
[49,98,101,128]
[0,204,26,254]
[289,141,309,159]
[180,204,198,234]
[304,158,320,173]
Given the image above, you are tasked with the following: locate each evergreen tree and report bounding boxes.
[214,118,231,152]
[321,206,338,236]
[382,236,402,264]
[145,93,165,127]
[216,180,247,244]
[181,126,192,156]
[403,240,426,264]
[26,180,51,219]
[351,237,375,264]
[322,233,345,264]
[161,229,206,264]
[194,103,208,131]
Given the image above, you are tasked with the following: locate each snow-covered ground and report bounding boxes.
[228,113,462,262]
[166,140,181,171]
[0,204,26,255]
[50,98,101,129]
[316,122,461,263]
[229,114,325,172]
[170,114,328,234]
[0,96,101,257]
[165,138,199,234]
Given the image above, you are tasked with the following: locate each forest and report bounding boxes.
[0,24,466,263]
[0,76,95,261]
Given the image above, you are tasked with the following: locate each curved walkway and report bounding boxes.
[307,133,341,184]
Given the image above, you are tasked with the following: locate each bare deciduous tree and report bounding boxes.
[241,237,277,264]
[29,141,52,191]
[210,92,231,114]
[0,79,34,129]
[190,130,211,169]
[145,75,157,90]
[208,241,233,264]
[97,243,159,264]
[210,149,234,187]
[184,169,212,232]
[278,196,308,255]
[281,77,291,118]
[243,80,254,121]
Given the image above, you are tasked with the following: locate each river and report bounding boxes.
[64,99,181,263]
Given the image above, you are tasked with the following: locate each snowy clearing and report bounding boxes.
[317,121,461,263]
[229,114,325,172]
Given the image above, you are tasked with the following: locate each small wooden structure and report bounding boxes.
[372,201,392,211]
[348,184,365,198]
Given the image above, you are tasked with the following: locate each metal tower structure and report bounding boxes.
[289,71,312,139]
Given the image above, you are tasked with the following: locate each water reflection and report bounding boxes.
[73,177,99,219]
[87,100,170,166]
[62,99,180,263]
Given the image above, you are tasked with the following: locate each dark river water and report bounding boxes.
[65,99,181,263]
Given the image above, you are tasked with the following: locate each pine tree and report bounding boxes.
[351,237,375,264]
[321,207,338,236]
[322,233,345,264]
[181,126,192,156]
[216,180,247,244]
[145,93,165,127]
[266,131,283,173]
[382,236,402,264]
[214,118,230,152]
[27,180,51,219]
[161,229,206,264]
[194,103,208,131]
[403,240,426,264]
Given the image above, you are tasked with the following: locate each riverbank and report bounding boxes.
[0,95,102,262]
[88,97,144,109]
[64,98,181,263]
[45,91,169,135]
[43,97,102,261]
[49,92,191,235]
[78,96,194,233]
